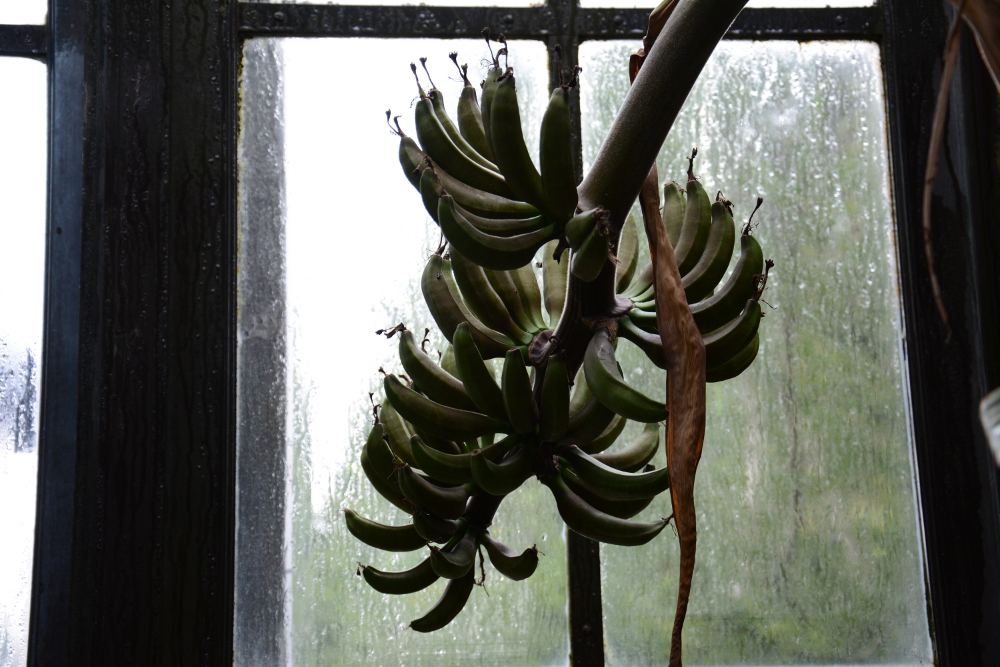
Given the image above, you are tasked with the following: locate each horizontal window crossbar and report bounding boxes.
[0,24,46,60]
[237,4,882,41]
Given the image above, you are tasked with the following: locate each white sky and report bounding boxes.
[0,2,46,24]
[0,56,46,667]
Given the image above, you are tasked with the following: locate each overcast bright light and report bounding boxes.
[0,56,46,667]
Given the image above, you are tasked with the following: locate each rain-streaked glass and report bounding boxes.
[581,40,931,665]
[0,57,46,667]
[237,38,568,666]
[0,2,46,25]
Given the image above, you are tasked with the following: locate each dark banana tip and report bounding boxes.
[743,196,764,235]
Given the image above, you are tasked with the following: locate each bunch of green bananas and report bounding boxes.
[346,44,770,633]
[619,163,772,383]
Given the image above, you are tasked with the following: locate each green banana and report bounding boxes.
[382,401,416,466]
[344,508,427,552]
[419,156,540,219]
[579,412,627,455]
[397,464,470,519]
[484,268,538,335]
[682,199,736,303]
[569,367,592,414]
[409,567,475,632]
[617,317,667,370]
[420,160,548,240]
[560,391,618,448]
[469,445,533,496]
[592,422,660,472]
[399,134,426,188]
[539,355,570,441]
[541,473,668,546]
[510,264,547,331]
[440,344,459,377]
[399,329,478,412]
[703,299,762,368]
[410,433,514,485]
[615,212,639,294]
[452,322,509,421]
[450,249,533,345]
[360,423,412,514]
[410,434,476,485]
[451,57,495,162]
[421,252,513,359]
[661,181,685,247]
[502,349,538,435]
[571,227,610,283]
[411,426,464,457]
[481,532,539,580]
[565,207,604,250]
[430,523,478,579]
[539,86,579,221]
[420,163,443,223]
[438,195,557,271]
[626,307,658,334]
[560,444,670,500]
[427,87,497,172]
[361,557,439,595]
[561,468,655,520]
[542,240,568,324]
[583,330,667,423]
[631,282,656,308]
[384,374,507,442]
[480,65,504,164]
[707,332,760,383]
[674,177,713,276]
[623,262,653,300]
[454,201,550,237]
[689,231,764,333]
[414,88,511,198]
[489,72,547,209]
[413,511,459,543]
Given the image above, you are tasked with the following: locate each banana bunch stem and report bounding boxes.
[579,0,748,232]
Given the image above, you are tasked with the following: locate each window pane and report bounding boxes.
[0,57,46,667]
[0,2,46,24]
[581,40,931,664]
[237,37,568,666]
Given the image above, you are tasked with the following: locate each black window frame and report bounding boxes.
[0,0,997,664]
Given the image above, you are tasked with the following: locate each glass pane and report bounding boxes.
[0,57,46,667]
[237,37,568,666]
[581,0,873,8]
[580,40,931,664]
[0,1,46,24]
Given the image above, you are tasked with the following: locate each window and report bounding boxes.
[0,55,46,667]
[4,0,998,665]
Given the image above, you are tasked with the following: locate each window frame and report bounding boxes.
[0,0,995,664]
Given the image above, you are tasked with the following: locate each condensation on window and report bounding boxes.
[236,37,568,667]
[0,56,46,667]
[580,40,932,665]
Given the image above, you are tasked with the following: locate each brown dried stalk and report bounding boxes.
[639,164,706,667]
